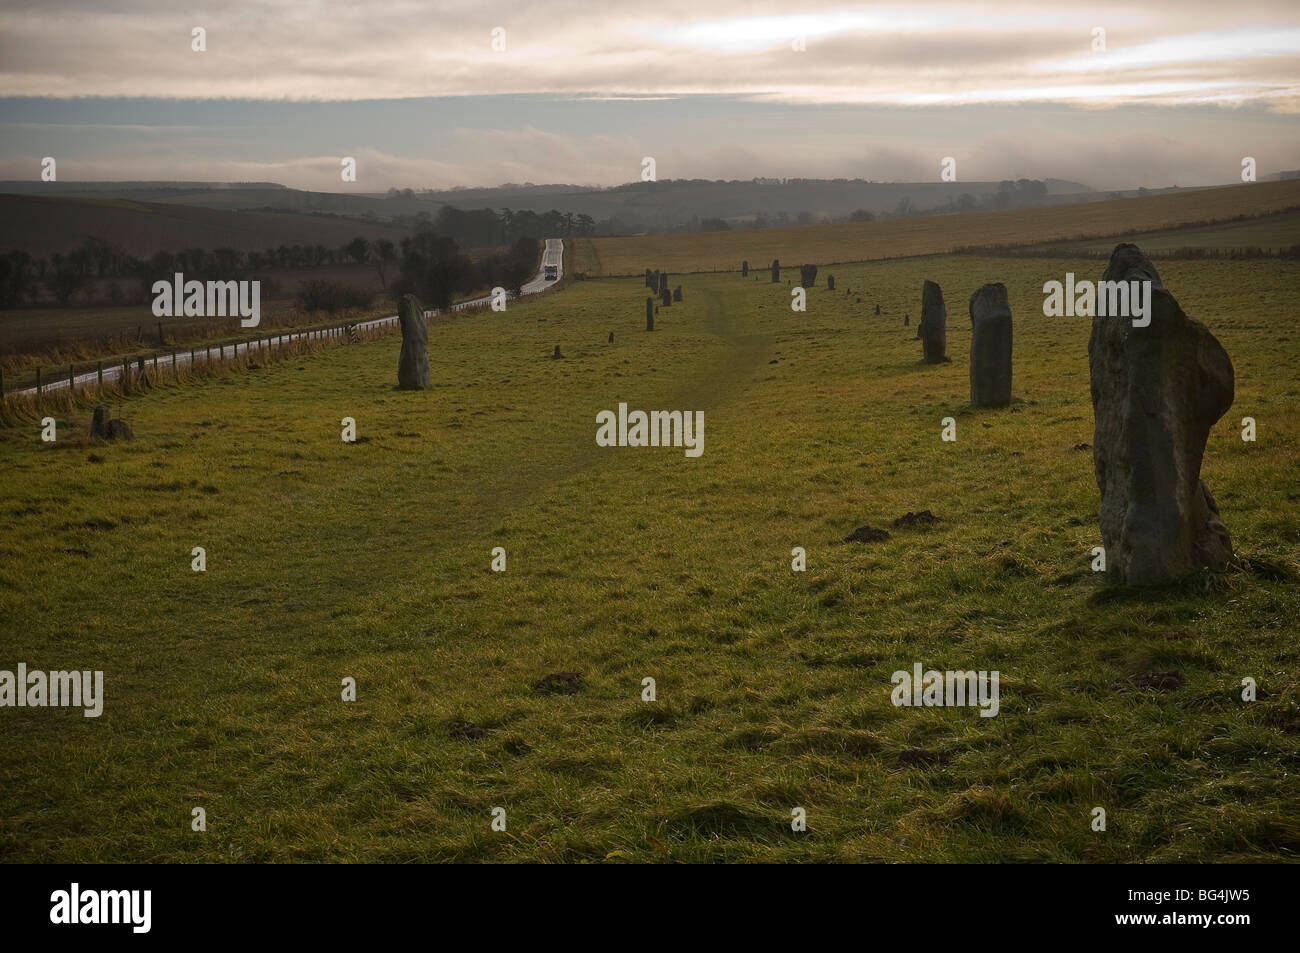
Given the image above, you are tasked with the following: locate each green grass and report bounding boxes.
[1049,209,1300,255]
[1,255,1297,862]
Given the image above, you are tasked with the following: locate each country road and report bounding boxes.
[16,238,565,398]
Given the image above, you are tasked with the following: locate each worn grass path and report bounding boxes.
[2,256,1297,862]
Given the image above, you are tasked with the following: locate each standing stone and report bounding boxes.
[645,268,654,290]
[608,331,614,343]
[658,272,669,295]
[673,285,682,302]
[800,264,818,288]
[874,304,881,316]
[552,345,563,359]
[969,283,1012,408]
[1089,243,1235,585]
[903,313,909,326]
[919,281,948,363]
[661,286,672,308]
[646,296,654,331]
[91,404,111,438]
[827,274,835,291]
[771,260,780,282]
[741,260,749,278]
[396,294,430,389]
[91,404,133,440]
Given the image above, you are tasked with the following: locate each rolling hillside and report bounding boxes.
[0,193,411,258]
[571,180,1300,276]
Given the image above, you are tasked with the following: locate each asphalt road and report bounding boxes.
[18,238,565,397]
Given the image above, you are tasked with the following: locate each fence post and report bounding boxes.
[123,357,129,393]
[97,361,103,394]
[69,364,75,399]
[172,350,177,382]
[36,367,42,406]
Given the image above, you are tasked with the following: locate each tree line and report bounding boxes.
[401,205,595,248]
[0,230,540,310]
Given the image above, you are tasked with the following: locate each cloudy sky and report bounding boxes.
[2,0,1298,190]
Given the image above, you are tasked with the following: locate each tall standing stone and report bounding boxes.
[799,264,818,288]
[645,268,654,290]
[646,296,654,331]
[658,272,669,295]
[661,286,672,308]
[673,285,682,302]
[397,293,430,389]
[771,260,780,282]
[1089,243,1234,585]
[919,281,948,363]
[741,260,749,278]
[969,283,1012,407]
[827,274,835,291]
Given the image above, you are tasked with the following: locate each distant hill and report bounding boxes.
[0,193,411,258]
[2,177,1103,237]
[407,177,1098,228]
[570,178,1300,276]
[0,181,287,194]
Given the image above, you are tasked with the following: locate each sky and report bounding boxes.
[1,0,1298,190]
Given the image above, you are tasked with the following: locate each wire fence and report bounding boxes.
[0,302,490,420]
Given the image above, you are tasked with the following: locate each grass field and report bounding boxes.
[1,254,1297,862]
[0,193,411,260]
[572,180,1300,276]
[1038,209,1300,256]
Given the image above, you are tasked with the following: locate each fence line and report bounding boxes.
[0,303,492,418]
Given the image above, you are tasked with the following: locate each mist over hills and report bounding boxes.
[5,172,1277,257]
[3,175,1098,239]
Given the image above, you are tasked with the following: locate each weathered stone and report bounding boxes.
[827,274,835,291]
[969,283,1013,407]
[800,264,817,288]
[91,404,132,440]
[741,260,749,278]
[673,285,682,302]
[661,286,672,308]
[903,313,909,326]
[396,293,430,389]
[645,268,654,290]
[771,259,780,282]
[875,304,881,316]
[90,404,111,438]
[658,272,669,295]
[646,296,654,331]
[1088,243,1235,585]
[608,331,614,343]
[919,281,947,363]
[552,345,563,359]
